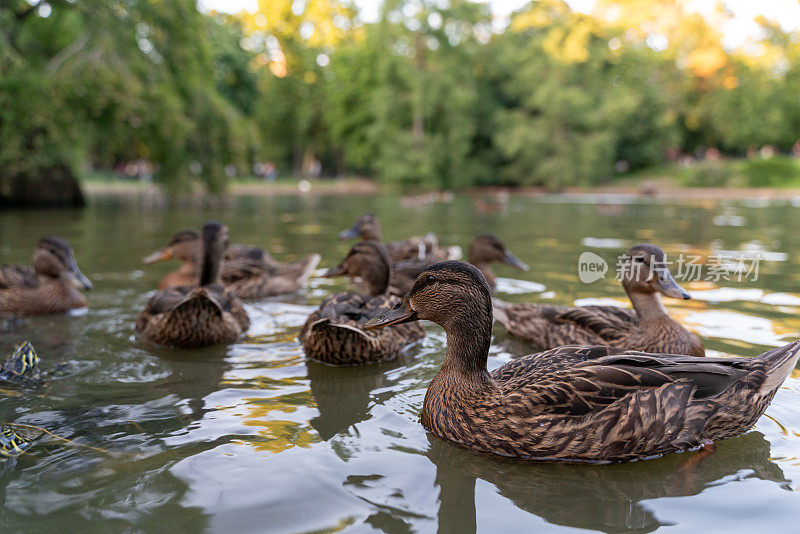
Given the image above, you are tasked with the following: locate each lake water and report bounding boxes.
[1,191,800,533]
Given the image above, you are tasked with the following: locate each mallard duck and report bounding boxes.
[136,222,250,348]
[494,244,704,356]
[143,231,320,299]
[365,260,800,462]
[299,242,425,365]
[389,234,528,295]
[0,237,92,315]
[338,213,460,262]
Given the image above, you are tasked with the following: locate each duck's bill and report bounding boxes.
[364,300,418,330]
[322,265,345,278]
[654,268,690,299]
[338,226,360,239]
[503,249,529,272]
[143,248,172,265]
[66,261,93,290]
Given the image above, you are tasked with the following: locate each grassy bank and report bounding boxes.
[80,157,800,200]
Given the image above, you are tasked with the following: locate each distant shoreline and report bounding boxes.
[82,178,800,202]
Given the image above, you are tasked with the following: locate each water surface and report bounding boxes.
[1,192,800,533]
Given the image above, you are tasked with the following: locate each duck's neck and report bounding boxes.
[180,257,201,278]
[361,262,391,296]
[627,290,671,325]
[200,240,221,287]
[439,299,494,384]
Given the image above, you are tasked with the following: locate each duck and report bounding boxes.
[389,234,528,296]
[136,221,250,348]
[299,242,425,365]
[0,237,92,315]
[493,244,704,356]
[143,230,320,299]
[338,213,460,262]
[365,260,800,462]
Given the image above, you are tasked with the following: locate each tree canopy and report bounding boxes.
[1,0,799,202]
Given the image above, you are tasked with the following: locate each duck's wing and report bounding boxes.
[493,301,637,348]
[228,244,269,263]
[552,305,638,342]
[0,265,36,289]
[221,258,273,284]
[141,286,194,316]
[494,345,750,417]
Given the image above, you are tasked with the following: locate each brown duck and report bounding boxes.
[136,222,249,348]
[494,244,704,356]
[0,237,92,315]
[365,260,800,462]
[299,242,425,365]
[143,231,319,299]
[390,234,528,295]
[338,213,460,262]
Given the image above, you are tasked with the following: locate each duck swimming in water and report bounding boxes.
[338,213,460,262]
[143,230,319,299]
[365,260,800,462]
[494,244,704,356]
[136,222,250,348]
[299,242,425,365]
[0,237,92,315]
[390,234,528,295]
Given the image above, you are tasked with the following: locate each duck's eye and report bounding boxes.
[633,256,645,263]
[426,275,436,283]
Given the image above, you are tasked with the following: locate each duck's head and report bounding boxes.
[33,236,92,290]
[143,230,201,265]
[198,221,230,287]
[366,260,492,332]
[338,214,382,241]
[468,235,528,272]
[323,242,391,296]
[621,244,690,299]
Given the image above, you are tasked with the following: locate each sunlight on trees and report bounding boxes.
[1,0,799,202]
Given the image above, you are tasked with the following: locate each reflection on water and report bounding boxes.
[1,193,800,531]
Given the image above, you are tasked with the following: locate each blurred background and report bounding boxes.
[1,0,799,206]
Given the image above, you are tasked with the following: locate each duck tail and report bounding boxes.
[298,254,322,285]
[756,340,800,394]
[167,288,223,323]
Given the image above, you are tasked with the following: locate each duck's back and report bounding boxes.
[136,285,249,348]
[300,292,424,365]
[0,265,37,289]
[493,302,637,347]
[221,254,320,299]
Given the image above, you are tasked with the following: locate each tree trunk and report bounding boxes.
[0,163,85,208]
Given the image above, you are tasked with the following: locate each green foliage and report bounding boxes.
[1,0,800,198]
[743,158,800,188]
[0,0,257,196]
[679,160,737,187]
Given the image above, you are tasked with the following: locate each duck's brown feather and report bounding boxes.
[220,253,320,299]
[422,342,799,461]
[136,285,249,348]
[0,267,87,315]
[493,302,704,356]
[299,292,424,365]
